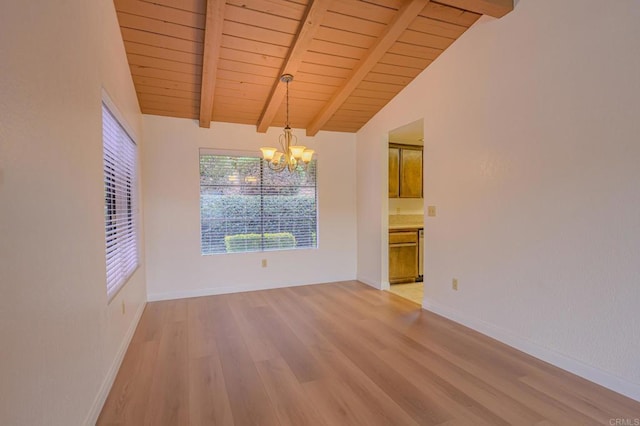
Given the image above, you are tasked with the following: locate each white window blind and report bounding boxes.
[200,152,317,254]
[102,103,138,300]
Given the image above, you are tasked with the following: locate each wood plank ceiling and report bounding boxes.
[115,0,512,135]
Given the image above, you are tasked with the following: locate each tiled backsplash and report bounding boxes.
[389,198,423,215]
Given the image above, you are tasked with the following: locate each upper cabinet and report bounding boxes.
[389,144,423,198]
[400,147,423,198]
[388,147,400,198]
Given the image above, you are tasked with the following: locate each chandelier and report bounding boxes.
[260,74,314,172]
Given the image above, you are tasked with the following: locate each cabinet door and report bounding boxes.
[400,148,422,198]
[389,243,418,283]
[388,147,399,198]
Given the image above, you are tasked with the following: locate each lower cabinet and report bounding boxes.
[389,230,418,284]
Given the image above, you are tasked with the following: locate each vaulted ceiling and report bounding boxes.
[115,0,512,135]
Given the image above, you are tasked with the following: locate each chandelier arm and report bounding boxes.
[268,158,287,172]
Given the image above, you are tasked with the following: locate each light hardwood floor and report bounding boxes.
[388,282,424,304]
[98,281,640,425]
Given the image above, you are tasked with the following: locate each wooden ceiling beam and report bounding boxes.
[435,0,513,19]
[256,0,331,133]
[199,0,225,128]
[305,0,430,136]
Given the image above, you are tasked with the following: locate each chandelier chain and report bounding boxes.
[286,77,290,127]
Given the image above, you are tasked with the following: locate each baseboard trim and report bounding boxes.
[423,300,640,402]
[356,275,380,289]
[84,301,146,425]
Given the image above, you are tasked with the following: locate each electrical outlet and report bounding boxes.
[121,300,126,315]
[452,278,458,291]
[261,259,267,268]
[428,205,436,217]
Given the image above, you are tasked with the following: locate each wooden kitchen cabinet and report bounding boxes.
[389,144,422,198]
[388,147,400,198]
[389,230,418,284]
[400,147,422,198]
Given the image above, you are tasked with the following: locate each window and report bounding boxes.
[102,102,138,300]
[200,150,317,254]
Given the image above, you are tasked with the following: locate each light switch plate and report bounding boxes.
[428,205,436,217]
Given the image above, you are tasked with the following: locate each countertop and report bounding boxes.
[389,224,423,230]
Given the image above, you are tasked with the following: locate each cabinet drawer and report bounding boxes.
[389,231,417,244]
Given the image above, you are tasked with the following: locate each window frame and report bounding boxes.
[102,92,139,302]
[199,148,318,255]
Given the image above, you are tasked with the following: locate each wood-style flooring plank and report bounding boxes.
[303,377,410,426]
[144,320,189,425]
[97,281,640,426]
[245,304,324,383]
[291,286,451,424]
[187,355,234,425]
[207,297,281,426]
[97,340,159,425]
[255,357,327,426]
[369,317,546,424]
[186,296,217,359]
[226,293,280,363]
[270,287,421,426]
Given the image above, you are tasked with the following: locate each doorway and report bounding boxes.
[386,119,424,305]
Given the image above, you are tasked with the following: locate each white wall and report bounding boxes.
[142,116,357,300]
[0,1,147,424]
[357,0,640,400]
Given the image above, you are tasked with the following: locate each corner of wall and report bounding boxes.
[84,300,146,425]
